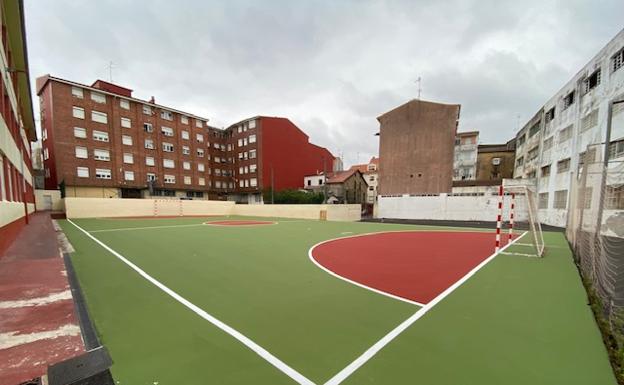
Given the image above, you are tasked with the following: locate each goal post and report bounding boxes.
[500,178,545,257]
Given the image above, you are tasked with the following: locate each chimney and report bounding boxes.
[149,96,155,103]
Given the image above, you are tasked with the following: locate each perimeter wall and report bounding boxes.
[63,198,361,221]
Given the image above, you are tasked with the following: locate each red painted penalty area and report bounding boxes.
[204,220,276,226]
[311,231,513,304]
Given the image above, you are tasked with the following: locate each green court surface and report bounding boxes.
[58,216,616,385]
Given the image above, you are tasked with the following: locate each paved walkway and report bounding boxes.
[0,212,84,385]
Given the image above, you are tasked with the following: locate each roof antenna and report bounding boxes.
[415,77,422,99]
[107,61,115,82]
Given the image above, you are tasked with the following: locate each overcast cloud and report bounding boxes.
[24,0,624,167]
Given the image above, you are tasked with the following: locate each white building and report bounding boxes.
[453,131,479,181]
[347,157,379,204]
[514,28,624,227]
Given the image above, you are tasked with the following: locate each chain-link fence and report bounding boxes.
[567,142,624,376]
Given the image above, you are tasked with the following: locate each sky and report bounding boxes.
[24,0,624,168]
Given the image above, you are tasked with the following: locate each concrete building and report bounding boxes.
[453,131,479,181]
[37,75,336,203]
[348,156,379,203]
[0,0,37,254]
[513,28,624,227]
[377,99,460,195]
[475,139,516,182]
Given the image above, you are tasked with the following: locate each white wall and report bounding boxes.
[34,189,63,211]
[0,201,35,229]
[378,193,528,222]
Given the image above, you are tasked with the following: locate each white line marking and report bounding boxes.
[309,232,429,307]
[89,223,206,233]
[67,219,315,385]
[322,231,527,385]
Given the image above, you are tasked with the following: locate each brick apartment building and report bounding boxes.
[0,0,37,254]
[377,99,461,195]
[37,75,336,203]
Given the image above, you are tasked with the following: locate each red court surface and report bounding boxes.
[311,231,512,304]
[204,220,276,226]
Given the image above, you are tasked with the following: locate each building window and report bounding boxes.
[184,176,192,185]
[609,139,624,159]
[183,161,191,170]
[249,119,256,129]
[91,92,106,104]
[528,146,539,161]
[95,168,112,179]
[538,193,548,209]
[369,175,375,182]
[120,99,130,110]
[612,47,624,73]
[123,153,134,164]
[237,138,243,147]
[541,164,551,177]
[605,186,624,209]
[197,148,204,157]
[182,146,190,155]
[215,169,222,176]
[517,133,526,147]
[145,139,155,149]
[557,158,570,173]
[143,105,152,115]
[195,119,203,128]
[181,116,189,125]
[144,123,153,133]
[558,125,573,143]
[182,130,189,140]
[147,173,156,182]
[198,177,205,186]
[249,134,256,144]
[72,106,85,119]
[160,110,173,120]
[121,117,131,128]
[580,109,599,132]
[91,110,108,124]
[77,167,89,178]
[583,68,601,94]
[164,175,175,184]
[161,126,174,137]
[93,130,109,142]
[554,190,568,209]
[146,156,155,166]
[198,163,205,172]
[544,108,555,124]
[122,135,133,146]
[516,156,524,167]
[71,86,83,98]
[162,143,174,152]
[196,133,204,142]
[43,148,49,160]
[563,91,575,110]
[239,180,244,187]
[74,127,87,138]
[124,171,135,181]
[94,149,111,161]
[250,164,257,173]
[249,149,257,159]
[542,137,553,151]
[163,159,175,168]
[75,146,88,159]
[250,178,258,187]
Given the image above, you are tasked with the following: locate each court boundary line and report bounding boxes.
[67,219,315,385]
[89,223,207,233]
[322,231,527,385]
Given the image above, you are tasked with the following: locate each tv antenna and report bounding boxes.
[415,77,422,99]
[107,61,115,82]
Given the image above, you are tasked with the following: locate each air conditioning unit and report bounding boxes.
[492,157,501,166]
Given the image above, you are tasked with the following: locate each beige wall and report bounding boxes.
[1,201,35,228]
[65,186,121,198]
[34,189,64,211]
[64,197,361,221]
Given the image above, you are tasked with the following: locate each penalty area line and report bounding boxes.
[323,231,528,385]
[67,219,315,385]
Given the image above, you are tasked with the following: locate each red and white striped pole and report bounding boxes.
[508,193,515,241]
[495,184,503,253]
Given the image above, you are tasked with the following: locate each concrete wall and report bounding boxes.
[378,193,528,222]
[64,197,361,221]
[1,201,36,229]
[34,189,64,211]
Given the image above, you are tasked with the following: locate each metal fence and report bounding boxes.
[567,142,624,355]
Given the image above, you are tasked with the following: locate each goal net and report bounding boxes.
[500,179,545,257]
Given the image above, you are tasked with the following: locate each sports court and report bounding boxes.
[58,215,615,385]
